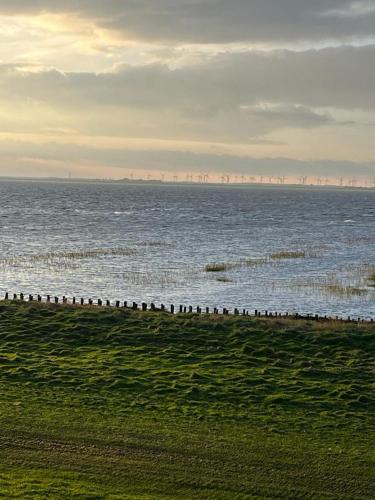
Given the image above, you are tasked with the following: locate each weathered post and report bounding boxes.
[183,306,187,313]
[179,305,183,313]
[123,301,127,308]
[106,300,110,307]
[20,293,24,301]
[206,307,209,314]
[132,302,138,310]
[161,304,165,311]
[80,298,84,305]
[151,303,156,311]
[97,298,102,306]
[38,295,42,302]
[170,304,175,314]
[46,295,50,302]
[142,303,147,311]
[54,296,58,304]
[116,300,120,308]
[188,306,193,313]
[72,297,76,305]
[89,299,93,306]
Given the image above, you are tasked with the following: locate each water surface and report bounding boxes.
[0,181,374,318]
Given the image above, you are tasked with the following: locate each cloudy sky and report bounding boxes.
[1,1,375,182]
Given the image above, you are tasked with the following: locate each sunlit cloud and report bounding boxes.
[0,2,374,179]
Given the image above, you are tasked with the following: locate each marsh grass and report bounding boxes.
[270,250,306,259]
[204,263,229,272]
[204,249,315,274]
[323,284,369,297]
[0,247,136,271]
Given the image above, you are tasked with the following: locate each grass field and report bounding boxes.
[0,300,373,498]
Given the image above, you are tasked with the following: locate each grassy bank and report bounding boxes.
[0,301,373,498]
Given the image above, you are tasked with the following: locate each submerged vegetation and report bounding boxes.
[0,247,136,270]
[204,262,229,272]
[270,250,306,259]
[204,249,312,274]
[0,300,373,497]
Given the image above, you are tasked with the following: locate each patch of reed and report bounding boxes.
[270,251,306,259]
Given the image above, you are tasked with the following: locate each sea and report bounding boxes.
[0,180,374,319]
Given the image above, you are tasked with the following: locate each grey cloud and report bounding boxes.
[0,1,375,44]
[4,45,375,112]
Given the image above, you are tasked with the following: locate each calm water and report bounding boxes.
[0,180,374,318]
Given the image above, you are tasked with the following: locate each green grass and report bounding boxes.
[0,301,374,498]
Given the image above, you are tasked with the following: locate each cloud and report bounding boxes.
[1,1,375,45]
[0,44,373,145]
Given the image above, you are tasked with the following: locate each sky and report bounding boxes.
[0,1,375,183]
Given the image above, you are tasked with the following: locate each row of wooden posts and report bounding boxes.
[3,292,374,323]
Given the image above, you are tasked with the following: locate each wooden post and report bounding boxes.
[46,295,50,302]
[106,300,110,307]
[80,298,84,305]
[188,306,193,313]
[196,306,201,314]
[97,298,102,306]
[124,301,127,308]
[116,300,120,308]
[183,306,187,313]
[142,303,147,311]
[206,307,209,314]
[72,297,76,305]
[38,295,42,302]
[54,297,58,304]
[20,293,24,301]
[170,304,174,314]
[151,303,156,311]
[63,296,66,304]
[179,305,183,313]
[89,299,93,306]
[4,292,8,300]
[243,309,246,316]
[132,302,138,310]
[13,293,17,300]
[160,304,165,312]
